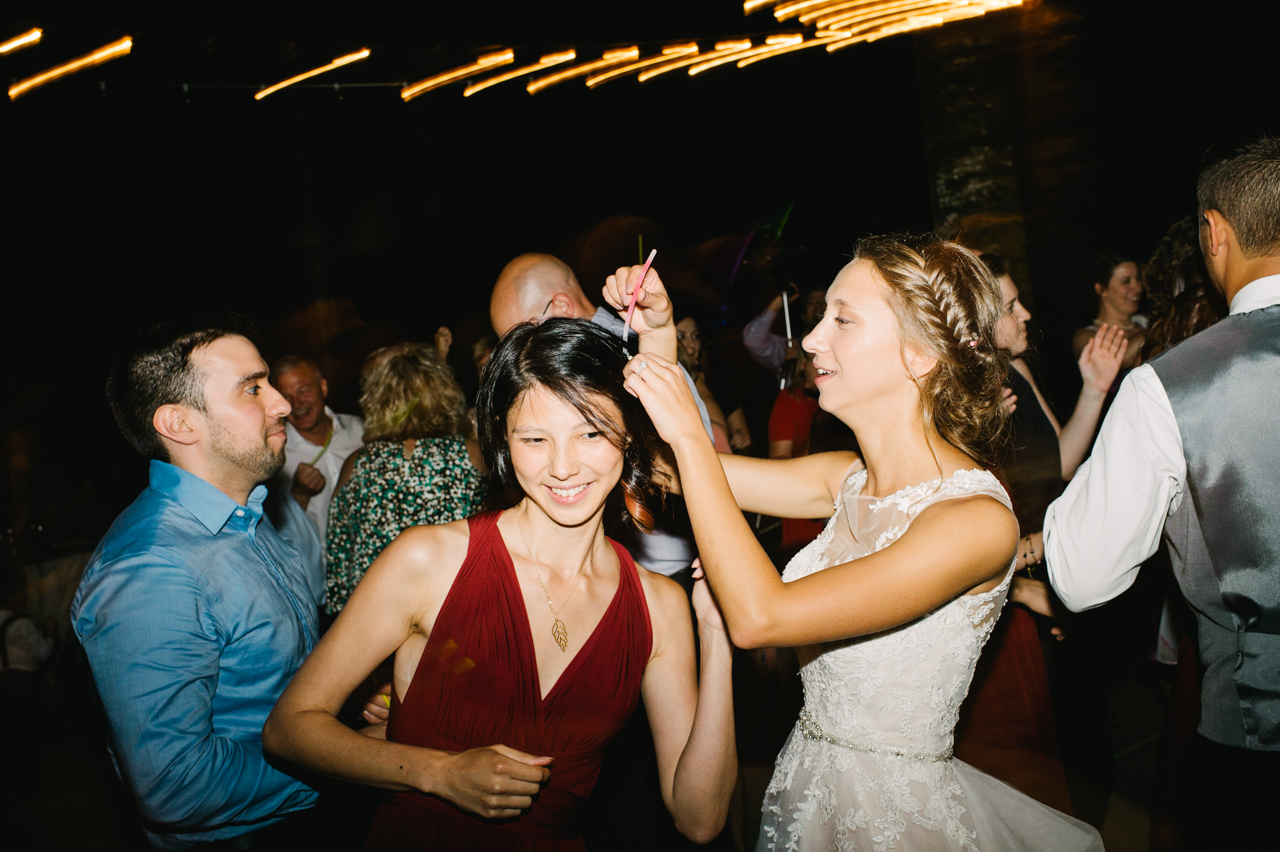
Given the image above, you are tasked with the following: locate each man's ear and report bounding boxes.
[153,404,201,447]
[546,292,577,320]
[319,377,329,400]
[1202,209,1232,258]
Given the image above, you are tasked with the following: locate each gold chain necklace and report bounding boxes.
[518,514,590,653]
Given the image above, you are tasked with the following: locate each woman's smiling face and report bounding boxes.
[801,260,919,417]
[1097,261,1143,319]
[506,383,625,525]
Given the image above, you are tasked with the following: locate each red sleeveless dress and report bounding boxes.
[364,511,653,850]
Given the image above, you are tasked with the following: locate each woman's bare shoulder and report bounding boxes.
[909,493,1017,567]
[373,519,473,583]
[634,563,686,611]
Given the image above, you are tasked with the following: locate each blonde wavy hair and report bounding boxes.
[854,235,1011,467]
[359,342,469,442]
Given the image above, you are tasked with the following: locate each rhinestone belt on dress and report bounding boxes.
[797,708,953,763]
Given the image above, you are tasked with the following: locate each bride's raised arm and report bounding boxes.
[718,451,858,519]
[624,352,1014,650]
[602,265,857,520]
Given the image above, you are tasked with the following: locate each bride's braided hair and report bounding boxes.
[854,235,1011,467]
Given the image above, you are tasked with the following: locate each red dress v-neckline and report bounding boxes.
[375,511,653,850]
[494,524,626,704]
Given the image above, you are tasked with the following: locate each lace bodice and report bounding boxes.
[780,468,1013,762]
[760,468,1101,851]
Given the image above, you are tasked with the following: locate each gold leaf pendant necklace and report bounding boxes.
[519,513,590,653]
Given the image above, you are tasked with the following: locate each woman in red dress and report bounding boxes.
[265,316,737,851]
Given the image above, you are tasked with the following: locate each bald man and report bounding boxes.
[490,253,595,335]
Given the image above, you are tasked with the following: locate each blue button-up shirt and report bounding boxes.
[72,461,319,849]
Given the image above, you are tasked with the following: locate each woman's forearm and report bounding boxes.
[668,626,738,843]
[263,706,441,793]
[1058,384,1108,479]
[1013,530,1045,573]
[669,434,787,648]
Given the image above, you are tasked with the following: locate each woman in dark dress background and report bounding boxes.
[954,253,1124,817]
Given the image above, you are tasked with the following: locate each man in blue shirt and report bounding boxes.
[72,318,320,849]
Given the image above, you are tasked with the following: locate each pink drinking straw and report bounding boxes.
[622,248,657,342]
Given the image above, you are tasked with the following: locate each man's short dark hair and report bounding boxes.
[1197,135,1280,258]
[106,315,253,461]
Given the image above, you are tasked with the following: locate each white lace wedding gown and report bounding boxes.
[757,468,1103,851]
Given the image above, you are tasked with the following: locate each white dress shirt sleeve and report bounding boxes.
[1044,364,1187,611]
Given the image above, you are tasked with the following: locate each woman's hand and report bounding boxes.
[1010,576,1065,641]
[603,263,674,337]
[622,354,706,449]
[435,745,553,820]
[690,559,728,640]
[1078,322,1125,393]
[1001,386,1018,415]
[361,682,393,725]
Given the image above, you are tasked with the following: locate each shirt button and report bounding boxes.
[235,509,245,517]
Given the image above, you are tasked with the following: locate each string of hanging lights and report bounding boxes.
[2,2,1021,103]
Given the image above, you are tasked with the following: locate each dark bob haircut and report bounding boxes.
[475,318,665,532]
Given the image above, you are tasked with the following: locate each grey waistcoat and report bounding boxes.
[1150,302,1280,749]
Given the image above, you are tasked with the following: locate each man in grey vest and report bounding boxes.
[1044,135,1280,847]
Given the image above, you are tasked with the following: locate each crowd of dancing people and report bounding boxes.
[6,134,1280,851]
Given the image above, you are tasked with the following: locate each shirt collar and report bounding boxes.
[148,459,267,535]
[284,406,336,448]
[1229,273,1280,315]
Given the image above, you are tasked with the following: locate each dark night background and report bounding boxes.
[2,4,1276,848]
[2,0,1274,545]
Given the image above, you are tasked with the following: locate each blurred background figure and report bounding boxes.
[676,314,751,454]
[954,251,1123,818]
[325,342,488,614]
[1073,252,1146,368]
[1,556,57,843]
[1142,215,1226,361]
[272,356,365,548]
[742,288,824,381]
[768,353,824,563]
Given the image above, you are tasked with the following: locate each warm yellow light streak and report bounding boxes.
[815,0,948,29]
[8,36,132,100]
[748,0,1019,63]
[464,50,576,96]
[401,49,514,101]
[821,6,964,50]
[254,49,370,100]
[0,27,42,55]
[526,48,639,94]
[822,33,875,52]
[637,40,753,82]
[773,0,845,21]
[809,0,911,26]
[867,3,1002,40]
[585,43,699,87]
[823,10,924,45]
[688,34,802,76]
[735,32,851,68]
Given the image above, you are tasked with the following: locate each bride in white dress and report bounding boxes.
[608,236,1102,850]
